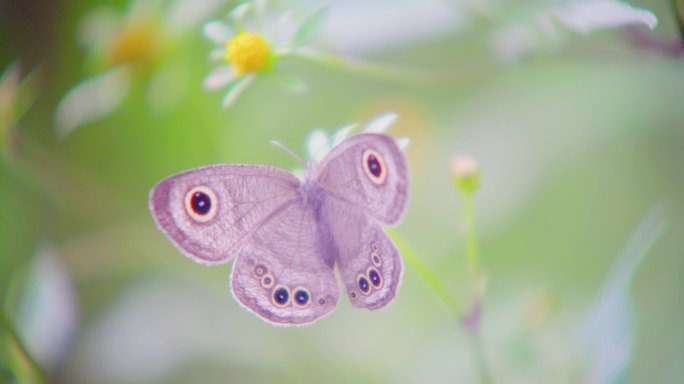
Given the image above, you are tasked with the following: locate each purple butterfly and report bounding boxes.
[149,133,410,325]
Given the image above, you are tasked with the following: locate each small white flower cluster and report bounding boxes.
[306,112,410,164]
[490,0,658,64]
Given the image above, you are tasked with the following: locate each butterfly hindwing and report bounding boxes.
[230,201,340,325]
[323,198,403,309]
[149,165,299,264]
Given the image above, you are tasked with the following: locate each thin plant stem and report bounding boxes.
[463,190,479,290]
[0,309,46,384]
[388,230,463,318]
[469,329,493,384]
[673,0,684,44]
[282,51,495,86]
[459,183,493,383]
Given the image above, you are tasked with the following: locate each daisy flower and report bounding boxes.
[202,1,328,108]
[55,0,226,136]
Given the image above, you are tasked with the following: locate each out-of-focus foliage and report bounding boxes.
[1,0,683,383]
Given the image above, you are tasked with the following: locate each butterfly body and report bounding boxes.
[149,133,409,325]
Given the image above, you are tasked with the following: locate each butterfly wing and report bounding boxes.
[230,201,339,326]
[316,133,408,309]
[323,198,403,309]
[149,165,299,265]
[314,133,409,225]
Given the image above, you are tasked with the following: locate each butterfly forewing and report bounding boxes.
[149,165,299,264]
[315,133,409,226]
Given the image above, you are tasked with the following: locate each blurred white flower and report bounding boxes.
[65,277,284,383]
[490,0,658,64]
[553,0,657,34]
[17,245,78,370]
[581,206,667,384]
[305,112,410,165]
[202,1,328,108]
[55,0,225,137]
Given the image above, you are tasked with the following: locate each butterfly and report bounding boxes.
[148,133,409,326]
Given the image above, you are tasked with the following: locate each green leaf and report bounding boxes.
[292,7,328,48]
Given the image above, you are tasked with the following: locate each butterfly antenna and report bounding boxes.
[270,140,304,164]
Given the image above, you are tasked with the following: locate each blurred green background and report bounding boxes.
[1,0,683,383]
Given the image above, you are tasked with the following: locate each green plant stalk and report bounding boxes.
[283,51,495,87]
[388,230,462,318]
[463,190,479,291]
[469,329,493,384]
[0,309,46,384]
[673,0,684,43]
[461,189,493,384]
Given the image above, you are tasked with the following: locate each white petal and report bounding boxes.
[307,129,330,162]
[166,0,226,32]
[363,112,398,133]
[292,7,329,48]
[396,137,410,151]
[553,1,658,34]
[202,21,231,44]
[254,0,266,20]
[229,2,252,21]
[203,66,234,90]
[55,67,130,137]
[291,168,306,180]
[331,124,356,147]
[209,48,225,60]
[221,74,253,108]
[17,245,78,369]
[271,10,293,42]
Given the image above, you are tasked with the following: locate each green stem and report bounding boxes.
[460,188,493,383]
[388,230,462,318]
[673,0,684,44]
[0,309,46,384]
[469,329,493,384]
[282,51,494,86]
[463,191,479,291]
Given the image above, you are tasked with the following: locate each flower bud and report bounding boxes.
[451,155,481,193]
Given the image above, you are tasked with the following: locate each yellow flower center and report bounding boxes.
[105,20,160,69]
[225,32,272,75]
